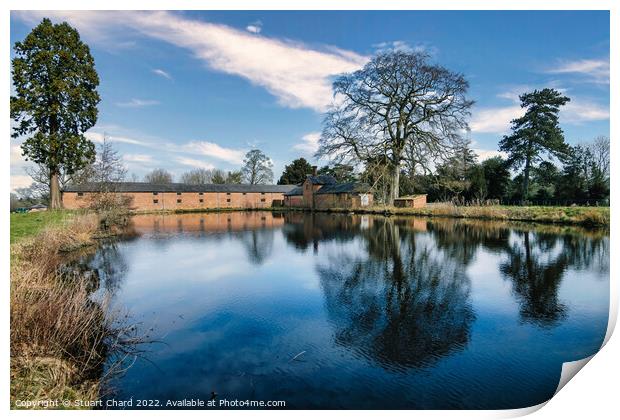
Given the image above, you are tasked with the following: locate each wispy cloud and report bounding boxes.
[470,106,523,134]
[85,131,151,146]
[116,98,160,108]
[545,58,610,84]
[293,132,321,155]
[246,20,262,34]
[13,11,367,112]
[152,68,172,80]
[179,141,246,165]
[176,157,215,170]
[123,154,154,163]
[372,40,435,55]
[563,99,610,123]
[471,85,609,134]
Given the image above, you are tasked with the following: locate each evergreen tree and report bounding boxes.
[318,164,357,183]
[481,157,511,201]
[499,88,570,203]
[11,18,100,209]
[278,158,313,185]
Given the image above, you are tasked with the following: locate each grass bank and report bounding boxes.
[10,211,73,244]
[10,211,135,409]
[310,204,610,227]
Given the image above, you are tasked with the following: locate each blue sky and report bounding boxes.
[10,10,609,190]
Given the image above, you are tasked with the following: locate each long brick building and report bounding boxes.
[62,182,296,211]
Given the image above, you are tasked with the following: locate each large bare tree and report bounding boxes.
[242,149,273,185]
[317,51,473,204]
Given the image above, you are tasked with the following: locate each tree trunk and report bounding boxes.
[49,171,62,209]
[522,155,531,205]
[388,162,400,206]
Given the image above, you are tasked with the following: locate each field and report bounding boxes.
[10,211,73,244]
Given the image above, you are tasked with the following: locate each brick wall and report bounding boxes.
[284,195,304,207]
[62,191,286,211]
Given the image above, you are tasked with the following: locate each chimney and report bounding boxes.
[312,165,317,176]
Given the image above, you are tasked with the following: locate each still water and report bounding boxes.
[87,212,609,409]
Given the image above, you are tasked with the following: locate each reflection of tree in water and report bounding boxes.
[88,241,130,293]
[427,220,511,265]
[282,212,361,252]
[317,218,475,370]
[236,228,275,265]
[500,230,608,327]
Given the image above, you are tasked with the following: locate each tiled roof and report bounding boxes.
[284,186,304,196]
[316,182,371,195]
[63,182,297,194]
[306,175,336,185]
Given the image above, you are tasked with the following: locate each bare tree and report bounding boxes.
[317,51,473,205]
[92,137,127,185]
[242,149,273,184]
[588,135,609,179]
[180,168,215,184]
[23,135,125,199]
[144,168,173,184]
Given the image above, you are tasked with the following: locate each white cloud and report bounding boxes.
[470,86,609,134]
[176,157,215,170]
[13,11,367,112]
[152,68,172,80]
[116,98,160,108]
[11,175,33,191]
[123,154,154,163]
[545,58,610,84]
[469,105,523,134]
[181,141,245,165]
[562,99,610,123]
[85,130,151,146]
[473,149,508,162]
[293,132,321,155]
[246,21,262,34]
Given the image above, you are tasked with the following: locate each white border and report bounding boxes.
[2,1,616,419]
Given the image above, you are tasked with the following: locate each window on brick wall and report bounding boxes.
[261,192,265,195]
[177,192,182,196]
[226,199,231,203]
[153,199,159,204]
[177,199,182,203]
[242,192,247,195]
[77,192,84,197]
[226,192,231,196]
[199,192,203,195]
[153,192,158,196]
[260,198,266,202]
[199,198,204,203]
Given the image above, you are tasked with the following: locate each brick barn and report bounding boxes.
[62,182,296,211]
[283,173,373,209]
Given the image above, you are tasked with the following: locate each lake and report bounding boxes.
[87,211,609,409]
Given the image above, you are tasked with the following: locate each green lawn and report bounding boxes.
[10,211,70,244]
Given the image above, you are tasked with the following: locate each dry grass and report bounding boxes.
[314,204,609,227]
[10,213,140,409]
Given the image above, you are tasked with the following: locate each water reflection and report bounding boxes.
[316,218,475,369]
[89,212,609,409]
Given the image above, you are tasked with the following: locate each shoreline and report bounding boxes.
[10,212,134,409]
[127,204,609,228]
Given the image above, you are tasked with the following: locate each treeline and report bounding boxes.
[403,135,609,205]
[277,134,610,206]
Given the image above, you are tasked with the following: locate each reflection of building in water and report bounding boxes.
[131,212,285,234]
